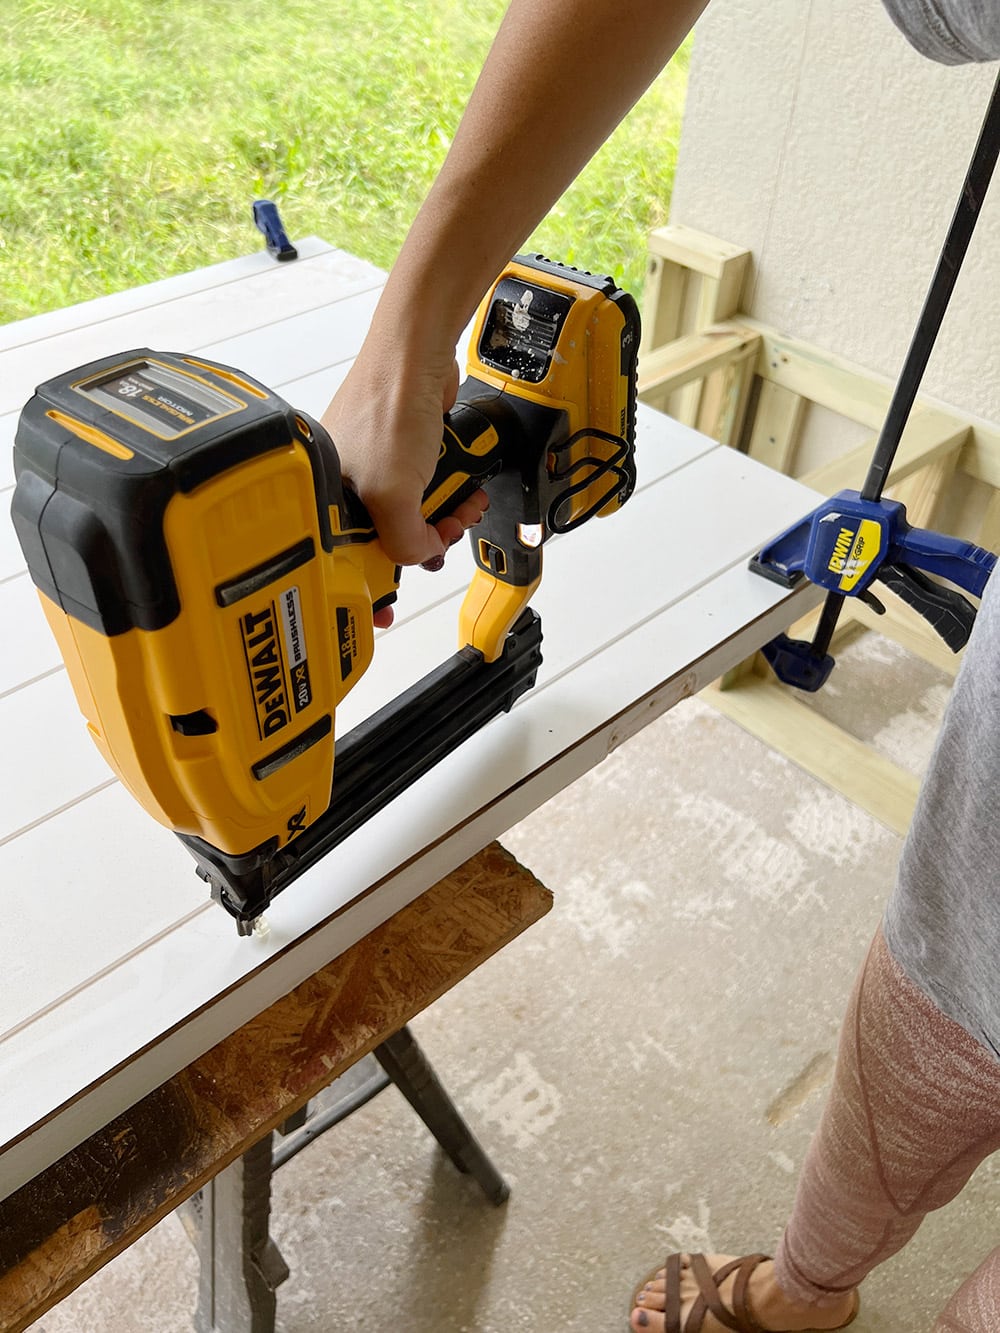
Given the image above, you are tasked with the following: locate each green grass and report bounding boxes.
[0,0,689,323]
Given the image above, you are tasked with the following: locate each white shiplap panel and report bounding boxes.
[0,541,819,1206]
[0,507,22,583]
[0,243,823,1206]
[198,286,381,392]
[0,432,821,1203]
[0,414,14,490]
[0,237,336,355]
[0,246,384,416]
[0,671,118,842]
[0,574,60,696]
[1,783,206,1034]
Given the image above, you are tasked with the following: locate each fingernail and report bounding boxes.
[636,1313,648,1327]
[636,1291,646,1303]
[421,554,445,572]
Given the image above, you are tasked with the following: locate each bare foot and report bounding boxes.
[629,1254,858,1331]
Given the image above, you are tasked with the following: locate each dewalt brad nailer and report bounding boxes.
[11,255,639,932]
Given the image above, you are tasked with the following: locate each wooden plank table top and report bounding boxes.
[0,238,823,1213]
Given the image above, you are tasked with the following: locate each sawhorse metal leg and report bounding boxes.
[180,1024,507,1333]
[374,1026,509,1205]
[181,1135,289,1333]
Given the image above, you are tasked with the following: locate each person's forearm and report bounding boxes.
[324,0,708,569]
[376,0,708,347]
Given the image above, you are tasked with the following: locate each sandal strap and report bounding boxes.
[688,1254,747,1331]
[665,1252,683,1333]
[667,1253,773,1333]
[729,1254,772,1332]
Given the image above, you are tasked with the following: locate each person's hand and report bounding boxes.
[321,320,488,627]
[321,0,705,625]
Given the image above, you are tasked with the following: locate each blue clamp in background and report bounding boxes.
[252,199,298,263]
[749,68,1000,694]
[750,490,996,691]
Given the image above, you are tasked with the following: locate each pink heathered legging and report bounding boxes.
[772,927,1000,1330]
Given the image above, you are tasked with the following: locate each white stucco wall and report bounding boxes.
[671,0,1000,430]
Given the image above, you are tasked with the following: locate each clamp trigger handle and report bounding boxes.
[877,562,978,651]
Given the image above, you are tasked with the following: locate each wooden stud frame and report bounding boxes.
[639,225,1000,833]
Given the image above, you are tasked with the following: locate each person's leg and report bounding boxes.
[775,927,1000,1302]
[630,927,1000,1332]
[772,568,1000,1323]
[933,1248,1000,1332]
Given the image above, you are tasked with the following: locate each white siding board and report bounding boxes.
[0,247,384,416]
[0,508,22,583]
[0,439,816,1189]
[0,243,823,1205]
[198,286,381,389]
[0,672,116,841]
[1,784,205,1031]
[0,546,818,1205]
[0,415,14,490]
[0,575,60,696]
[0,238,337,355]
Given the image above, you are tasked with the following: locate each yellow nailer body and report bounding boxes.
[11,254,639,907]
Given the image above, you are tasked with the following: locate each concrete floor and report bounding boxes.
[33,631,1000,1333]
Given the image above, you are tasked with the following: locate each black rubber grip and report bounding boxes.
[878,562,977,652]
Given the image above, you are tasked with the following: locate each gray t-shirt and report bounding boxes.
[876,5,1000,1050]
[882,0,1000,62]
[884,568,1000,1059]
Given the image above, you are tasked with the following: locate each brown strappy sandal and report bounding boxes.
[630,1253,860,1332]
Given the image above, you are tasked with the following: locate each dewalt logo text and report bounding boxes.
[241,603,290,738]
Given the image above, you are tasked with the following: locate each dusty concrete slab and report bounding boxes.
[34,638,997,1333]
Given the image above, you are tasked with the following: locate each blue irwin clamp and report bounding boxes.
[749,68,1000,693]
[252,199,298,262]
[750,490,996,691]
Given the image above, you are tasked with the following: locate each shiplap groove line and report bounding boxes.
[0,239,340,355]
[0,778,118,848]
[0,902,212,1052]
[0,664,63,703]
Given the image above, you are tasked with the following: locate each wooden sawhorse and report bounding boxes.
[0,843,550,1333]
[179,1024,509,1333]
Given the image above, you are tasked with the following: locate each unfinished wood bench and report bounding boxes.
[0,237,823,1328]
